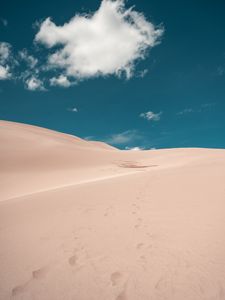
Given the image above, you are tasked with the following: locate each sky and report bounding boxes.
[0,0,225,150]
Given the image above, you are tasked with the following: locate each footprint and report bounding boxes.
[134,218,142,229]
[219,283,224,299]
[32,266,49,280]
[68,254,77,266]
[155,277,164,290]
[137,243,144,249]
[111,272,123,286]
[11,282,29,297]
[116,285,127,300]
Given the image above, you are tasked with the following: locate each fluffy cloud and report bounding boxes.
[0,42,11,80]
[35,0,163,80]
[0,65,10,80]
[140,111,161,121]
[25,76,45,91]
[50,75,73,87]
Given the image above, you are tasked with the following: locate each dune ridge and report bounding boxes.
[0,120,225,300]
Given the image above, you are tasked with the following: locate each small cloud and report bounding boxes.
[67,107,78,112]
[0,65,11,80]
[84,136,94,141]
[0,18,8,27]
[35,0,163,81]
[177,108,193,115]
[125,146,145,151]
[105,130,140,145]
[140,111,162,121]
[25,76,45,91]
[50,75,74,88]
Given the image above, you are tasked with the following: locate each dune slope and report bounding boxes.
[0,120,225,300]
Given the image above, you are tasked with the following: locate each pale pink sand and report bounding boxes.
[0,120,225,300]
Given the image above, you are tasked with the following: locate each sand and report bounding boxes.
[0,120,225,300]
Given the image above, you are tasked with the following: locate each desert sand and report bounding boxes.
[0,120,225,300]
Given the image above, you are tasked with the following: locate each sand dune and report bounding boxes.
[0,120,225,300]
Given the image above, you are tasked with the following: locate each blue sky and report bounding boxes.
[0,0,225,149]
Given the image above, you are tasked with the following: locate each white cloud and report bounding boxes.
[35,0,163,80]
[19,49,38,68]
[67,107,78,112]
[0,65,11,80]
[140,110,161,121]
[50,74,73,87]
[25,76,45,91]
[105,130,140,145]
[125,146,145,151]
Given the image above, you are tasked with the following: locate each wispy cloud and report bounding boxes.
[177,108,193,115]
[67,107,78,112]
[177,103,216,116]
[105,130,141,145]
[140,111,162,121]
[0,18,8,27]
[35,0,163,81]
[138,69,148,78]
[18,49,38,69]
[216,66,224,76]
[201,102,215,109]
